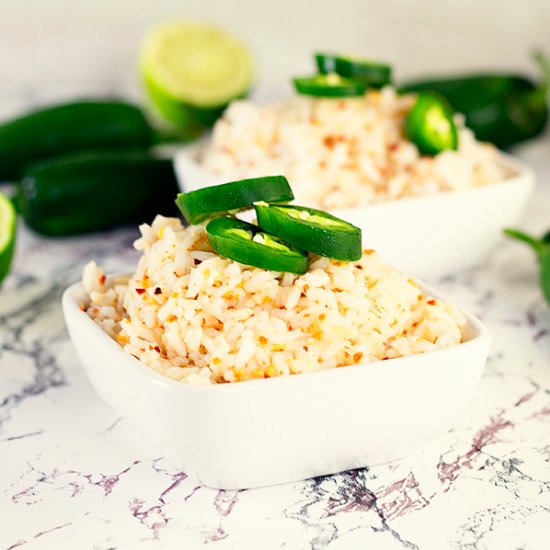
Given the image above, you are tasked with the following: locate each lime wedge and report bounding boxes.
[140,21,253,136]
[0,191,16,285]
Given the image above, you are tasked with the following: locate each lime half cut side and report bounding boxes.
[0,192,16,285]
[140,21,254,136]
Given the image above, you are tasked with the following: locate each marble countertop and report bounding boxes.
[1,115,550,548]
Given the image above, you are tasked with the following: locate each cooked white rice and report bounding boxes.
[197,87,508,209]
[83,215,466,385]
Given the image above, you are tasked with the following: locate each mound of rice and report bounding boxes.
[197,87,508,209]
[83,215,466,385]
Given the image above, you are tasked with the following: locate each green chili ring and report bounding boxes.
[176,175,294,224]
[315,53,392,89]
[206,217,308,274]
[255,203,362,261]
[405,93,459,155]
[293,74,367,98]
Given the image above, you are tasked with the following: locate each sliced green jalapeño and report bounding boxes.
[405,93,459,155]
[254,204,362,261]
[293,74,367,98]
[206,217,308,274]
[176,175,294,224]
[315,53,392,89]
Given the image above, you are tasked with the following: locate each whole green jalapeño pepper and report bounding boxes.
[401,52,550,150]
[17,151,180,236]
[505,228,550,305]
[0,101,155,181]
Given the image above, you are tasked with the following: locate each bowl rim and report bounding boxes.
[63,277,491,395]
[174,144,534,211]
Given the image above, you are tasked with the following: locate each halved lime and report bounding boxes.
[0,192,16,285]
[140,21,254,137]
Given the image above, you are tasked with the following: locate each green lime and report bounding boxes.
[0,192,16,285]
[140,21,253,137]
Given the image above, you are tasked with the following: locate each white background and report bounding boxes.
[1,0,550,111]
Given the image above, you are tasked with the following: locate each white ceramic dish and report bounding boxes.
[63,278,490,490]
[174,147,534,278]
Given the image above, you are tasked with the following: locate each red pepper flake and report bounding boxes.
[427,299,436,305]
[154,287,162,295]
[193,258,202,266]
[324,135,335,149]
[154,345,161,353]
[388,142,400,152]
[99,274,106,285]
[135,288,146,295]
[324,135,345,149]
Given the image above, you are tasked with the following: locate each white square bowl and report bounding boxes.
[174,147,534,278]
[63,279,490,490]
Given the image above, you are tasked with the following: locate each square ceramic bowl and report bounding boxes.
[63,279,490,490]
[174,147,534,278]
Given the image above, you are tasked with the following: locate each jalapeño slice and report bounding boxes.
[206,217,308,274]
[405,93,459,155]
[254,203,362,261]
[293,74,367,98]
[315,53,392,89]
[176,175,294,224]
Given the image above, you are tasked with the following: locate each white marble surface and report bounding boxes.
[1,104,550,548]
